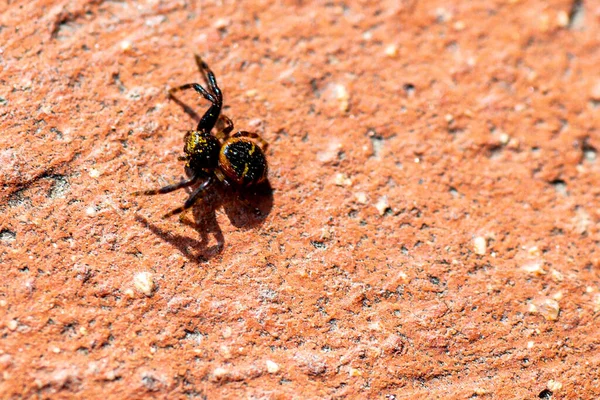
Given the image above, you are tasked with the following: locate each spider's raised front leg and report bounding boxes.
[193,54,222,103]
[168,82,221,134]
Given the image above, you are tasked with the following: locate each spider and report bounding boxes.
[133,55,269,219]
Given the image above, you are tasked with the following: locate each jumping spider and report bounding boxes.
[134,55,268,218]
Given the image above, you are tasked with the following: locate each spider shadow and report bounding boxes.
[169,94,201,123]
[135,179,273,262]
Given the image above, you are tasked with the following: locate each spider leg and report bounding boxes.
[194,54,222,102]
[162,177,213,219]
[168,82,221,134]
[213,169,230,187]
[214,114,234,140]
[168,56,224,136]
[132,176,198,196]
[232,131,269,151]
[196,104,222,133]
[169,83,216,104]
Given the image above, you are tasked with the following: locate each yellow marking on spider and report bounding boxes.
[243,163,249,177]
[248,143,256,156]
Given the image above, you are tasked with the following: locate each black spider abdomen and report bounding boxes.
[219,138,267,186]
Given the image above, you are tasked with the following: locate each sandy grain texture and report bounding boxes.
[1,0,600,398]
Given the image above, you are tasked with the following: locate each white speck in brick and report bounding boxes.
[374,196,390,216]
[547,380,563,392]
[473,236,487,255]
[522,261,546,275]
[133,272,155,296]
[266,360,279,373]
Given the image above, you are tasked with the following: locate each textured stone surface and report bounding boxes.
[1,0,600,398]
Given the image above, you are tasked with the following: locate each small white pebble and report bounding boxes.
[0,300,7,307]
[368,321,382,331]
[384,44,398,57]
[527,246,541,258]
[397,271,409,282]
[120,40,133,51]
[89,169,100,178]
[374,196,390,215]
[349,368,362,377]
[584,149,596,162]
[362,31,373,40]
[335,84,350,112]
[527,341,534,349]
[85,206,97,217]
[213,18,230,29]
[537,298,560,321]
[245,89,258,98]
[39,104,52,114]
[7,320,18,331]
[586,286,594,293]
[51,347,61,354]
[222,326,232,339]
[522,261,546,275]
[473,388,487,396]
[105,370,118,381]
[453,20,466,30]
[78,327,87,335]
[547,380,563,391]
[444,114,454,122]
[473,236,487,255]
[499,133,510,145]
[213,367,228,379]
[220,345,231,359]
[527,71,538,82]
[124,288,135,298]
[334,173,352,187]
[528,303,538,313]
[552,291,563,301]
[145,15,166,27]
[317,141,342,163]
[266,360,280,373]
[556,11,569,27]
[133,272,155,296]
[354,192,368,204]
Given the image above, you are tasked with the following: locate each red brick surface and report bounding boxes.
[1,0,600,398]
